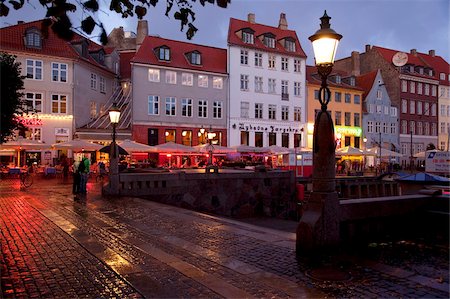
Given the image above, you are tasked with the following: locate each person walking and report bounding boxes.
[79,156,90,194]
[72,158,81,194]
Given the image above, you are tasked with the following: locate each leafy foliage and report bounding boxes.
[0,53,26,143]
[1,0,230,44]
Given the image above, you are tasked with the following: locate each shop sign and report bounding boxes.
[232,123,302,134]
[55,128,70,136]
[425,151,450,173]
[16,116,43,127]
[335,126,362,137]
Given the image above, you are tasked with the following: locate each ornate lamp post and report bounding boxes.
[107,102,121,195]
[207,127,216,166]
[297,11,342,254]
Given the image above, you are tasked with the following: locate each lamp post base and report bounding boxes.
[296,191,340,255]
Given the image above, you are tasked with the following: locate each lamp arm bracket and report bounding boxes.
[317,63,333,110]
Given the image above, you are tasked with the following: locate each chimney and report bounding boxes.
[351,51,360,76]
[136,20,148,50]
[365,44,371,52]
[410,49,417,56]
[248,13,255,24]
[17,21,24,24]
[428,49,435,57]
[278,13,288,30]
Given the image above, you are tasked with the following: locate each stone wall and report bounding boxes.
[116,170,296,218]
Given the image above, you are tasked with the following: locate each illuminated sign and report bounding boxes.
[335,126,362,137]
[16,116,43,127]
[232,123,303,134]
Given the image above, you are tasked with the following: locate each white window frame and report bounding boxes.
[242,31,254,44]
[417,101,422,115]
[241,101,249,118]
[281,57,288,71]
[198,75,208,88]
[367,121,374,133]
[255,76,263,92]
[410,100,415,114]
[401,80,407,92]
[182,73,193,86]
[213,77,223,89]
[198,100,207,118]
[294,107,301,122]
[401,99,407,113]
[281,80,288,96]
[181,98,193,117]
[255,103,263,119]
[148,69,160,82]
[51,62,67,82]
[51,94,67,114]
[240,50,249,65]
[213,101,222,119]
[26,59,42,80]
[268,104,276,120]
[165,70,177,84]
[294,59,302,73]
[268,78,276,93]
[254,52,262,67]
[148,95,159,115]
[390,106,397,117]
[99,76,106,93]
[281,106,289,121]
[25,92,43,113]
[410,81,415,93]
[165,97,176,116]
[268,55,276,69]
[294,82,301,97]
[240,74,249,91]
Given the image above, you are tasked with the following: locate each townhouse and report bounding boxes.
[227,13,307,148]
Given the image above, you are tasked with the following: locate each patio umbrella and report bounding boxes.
[117,139,156,153]
[232,144,268,153]
[99,144,129,155]
[335,146,364,156]
[52,139,103,152]
[413,149,440,159]
[265,145,291,154]
[193,144,236,154]
[0,136,49,150]
[366,148,403,158]
[152,142,195,153]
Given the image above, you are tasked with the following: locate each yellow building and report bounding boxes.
[306,66,364,149]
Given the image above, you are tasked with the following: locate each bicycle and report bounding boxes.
[0,169,33,189]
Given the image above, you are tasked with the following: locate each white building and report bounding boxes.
[227,13,307,148]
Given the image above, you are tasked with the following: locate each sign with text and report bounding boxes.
[425,151,450,173]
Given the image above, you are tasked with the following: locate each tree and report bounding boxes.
[0,52,26,143]
[0,0,230,44]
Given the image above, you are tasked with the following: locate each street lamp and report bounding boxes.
[297,11,342,254]
[207,127,216,165]
[107,102,121,195]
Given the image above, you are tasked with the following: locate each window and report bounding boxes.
[401,80,407,92]
[90,101,97,118]
[25,92,43,112]
[335,111,342,125]
[213,77,223,89]
[377,89,382,99]
[335,92,341,102]
[431,103,436,116]
[294,107,301,121]
[349,77,355,86]
[335,75,341,84]
[432,85,437,97]
[294,59,302,73]
[198,100,207,118]
[255,103,263,119]
[384,106,389,115]
[165,97,176,116]
[410,121,415,134]
[294,82,301,96]
[314,90,319,100]
[255,76,263,92]
[240,101,249,118]
[158,47,170,61]
[264,35,275,48]
[354,113,360,127]
[240,74,249,90]
[354,95,360,104]
[416,101,422,115]
[401,120,407,134]
[345,93,351,103]
[165,71,177,84]
[383,122,388,134]
[441,122,446,134]
[281,80,288,99]
[51,94,67,114]
[181,98,192,117]
[281,57,288,71]
[90,73,97,90]
[368,104,374,113]
[241,131,249,145]
[410,100,415,114]
[165,129,176,143]
[431,123,437,135]
[26,59,42,80]
[285,39,295,52]
[281,106,289,120]
[424,102,430,115]
[269,133,276,146]
[268,105,276,120]
[440,73,446,80]
[254,52,262,67]
[242,31,254,44]
[255,132,264,147]
[375,122,381,133]
[417,83,423,94]
[25,29,41,48]
[213,101,222,119]
[52,63,67,82]
[240,50,248,65]
[410,81,415,93]
[424,122,430,135]
[268,78,276,93]
[390,107,397,117]
[99,76,105,93]
[424,84,430,95]
[182,73,193,86]
[390,123,396,134]
[345,112,351,126]
[417,122,423,135]
[268,55,276,69]
[148,69,160,82]
[402,99,407,113]
[198,75,208,88]
[282,133,289,148]
[367,121,373,133]
[376,105,382,114]
[440,104,446,116]
[148,95,159,115]
[190,52,201,65]
[26,128,42,141]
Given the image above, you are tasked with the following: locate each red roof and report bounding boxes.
[0,19,114,74]
[417,53,450,86]
[356,70,378,99]
[228,18,306,58]
[306,65,363,91]
[132,36,227,74]
[373,46,424,66]
[119,51,135,79]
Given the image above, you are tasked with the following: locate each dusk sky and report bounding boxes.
[2,0,449,65]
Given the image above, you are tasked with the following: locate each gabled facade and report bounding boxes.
[227,13,307,148]
[335,46,441,168]
[306,66,364,149]
[0,20,118,164]
[356,70,399,153]
[130,35,228,146]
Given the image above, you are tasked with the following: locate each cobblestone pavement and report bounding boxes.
[1,178,449,298]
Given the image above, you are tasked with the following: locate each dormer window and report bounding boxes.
[186,51,201,65]
[428,69,433,76]
[335,75,341,84]
[284,38,296,52]
[157,46,170,61]
[263,33,276,48]
[349,77,355,86]
[24,28,41,49]
[242,29,254,44]
[440,73,446,80]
